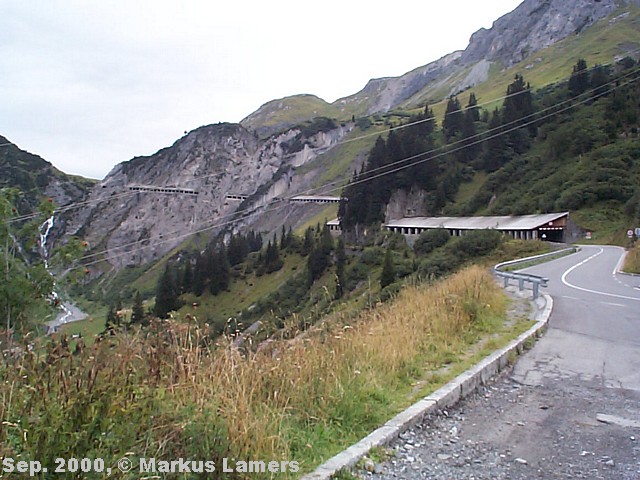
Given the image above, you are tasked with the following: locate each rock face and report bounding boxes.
[461,0,625,67]
[335,0,637,115]
[66,122,353,270]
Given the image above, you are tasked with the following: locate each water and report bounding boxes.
[38,215,84,333]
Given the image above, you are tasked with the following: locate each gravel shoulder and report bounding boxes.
[354,287,640,480]
[357,370,640,480]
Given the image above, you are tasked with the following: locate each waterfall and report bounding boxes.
[39,215,55,269]
[38,214,87,333]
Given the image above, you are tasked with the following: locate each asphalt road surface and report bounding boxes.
[360,245,640,479]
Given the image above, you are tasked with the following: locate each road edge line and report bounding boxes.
[300,293,554,480]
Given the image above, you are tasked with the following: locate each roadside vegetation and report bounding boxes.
[3,42,640,480]
[623,242,640,274]
[1,265,525,478]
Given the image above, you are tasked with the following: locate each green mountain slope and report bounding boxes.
[0,135,95,212]
[240,94,343,138]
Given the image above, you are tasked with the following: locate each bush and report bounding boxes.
[453,229,502,258]
[413,229,451,256]
[418,250,460,279]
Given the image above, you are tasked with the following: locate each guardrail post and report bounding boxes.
[532,282,539,299]
[518,278,525,290]
[504,277,509,288]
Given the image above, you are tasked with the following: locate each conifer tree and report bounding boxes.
[380,248,396,289]
[503,74,536,151]
[568,59,589,97]
[442,96,464,141]
[335,238,346,299]
[131,291,145,325]
[154,264,180,318]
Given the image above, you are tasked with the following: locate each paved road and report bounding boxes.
[361,245,640,479]
[515,245,640,390]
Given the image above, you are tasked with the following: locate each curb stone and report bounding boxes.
[300,293,553,480]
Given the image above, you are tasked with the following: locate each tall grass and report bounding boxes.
[1,266,505,478]
[623,244,640,274]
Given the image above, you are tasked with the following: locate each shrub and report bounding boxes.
[453,229,502,258]
[413,229,451,256]
[418,250,460,279]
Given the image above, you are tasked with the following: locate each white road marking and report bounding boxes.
[612,246,627,275]
[561,248,640,302]
[600,302,626,308]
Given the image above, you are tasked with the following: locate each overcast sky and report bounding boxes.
[1,1,523,180]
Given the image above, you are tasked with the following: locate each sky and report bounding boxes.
[1,1,523,180]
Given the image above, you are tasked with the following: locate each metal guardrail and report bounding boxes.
[493,247,577,299]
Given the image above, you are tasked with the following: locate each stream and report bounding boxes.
[39,215,87,334]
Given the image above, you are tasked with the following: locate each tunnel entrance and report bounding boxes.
[538,228,564,242]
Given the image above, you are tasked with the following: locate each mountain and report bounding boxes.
[0,135,95,214]
[335,0,639,116]
[62,0,640,280]
[65,119,361,270]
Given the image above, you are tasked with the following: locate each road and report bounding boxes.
[361,245,640,479]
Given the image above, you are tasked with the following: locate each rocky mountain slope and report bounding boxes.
[242,0,639,123]
[66,120,355,270]
[62,0,640,276]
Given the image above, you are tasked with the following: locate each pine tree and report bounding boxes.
[301,227,314,256]
[131,291,145,325]
[442,96,464,141]
[335,238,346,299]
[210,247,230,294]
[181,260,193,294]
[380,248,396,289]
[481,108,512,172]
[503,74,536,152]
[154,265,180,318]
[466,93,480,122]
[568,59,589,97]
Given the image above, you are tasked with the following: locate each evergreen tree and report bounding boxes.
[210,246,230,294]
[568,59,589,97]
[131,291,145,325]
[192,253,206,296]
[466,93,480,122]
[154,265,180,318]
[181,260,193,294]
[503,74,536,152]
[320,225,334,254]
[263,240,284,274]
[335,238,346,299]
[301,227,314,256]
[482,109,512,172]
[380,248,396,289]
[442,96,464,141]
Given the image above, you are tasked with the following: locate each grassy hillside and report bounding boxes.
[411,5,640,121]
[2,265,533,478]
[0,135,95,211]
[240,94,345,138]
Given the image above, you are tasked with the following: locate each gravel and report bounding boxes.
[354,372,640,479]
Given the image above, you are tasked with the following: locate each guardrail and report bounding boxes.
[493,247,577,299]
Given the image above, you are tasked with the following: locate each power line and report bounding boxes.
[5,55,638,226]
[69,65,640,271]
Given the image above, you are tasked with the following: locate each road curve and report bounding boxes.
[360,245,640,479]
[515,245,640,390]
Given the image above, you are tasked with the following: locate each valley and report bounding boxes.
[1,0,640,477]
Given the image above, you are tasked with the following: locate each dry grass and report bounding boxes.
[623,244,640,274]
[1,266,506,478]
